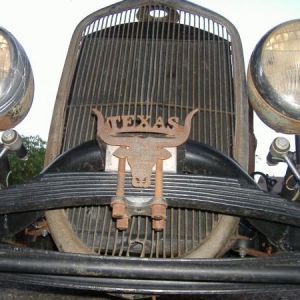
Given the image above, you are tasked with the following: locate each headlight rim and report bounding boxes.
[248,18,300,133]
[0,27,34,130]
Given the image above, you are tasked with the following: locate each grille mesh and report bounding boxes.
[57,3,238,258]
[67,205,219,258]
[62,5,234,155]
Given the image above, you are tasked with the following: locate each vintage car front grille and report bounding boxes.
[62,4,234,155]
[46,0,248,258]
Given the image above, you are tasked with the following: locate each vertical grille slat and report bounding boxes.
[67,206,219,258]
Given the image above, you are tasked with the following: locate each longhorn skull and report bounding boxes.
[92,109,198,188]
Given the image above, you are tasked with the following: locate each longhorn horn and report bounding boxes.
[92,109,128,146]
[156,108,199,148]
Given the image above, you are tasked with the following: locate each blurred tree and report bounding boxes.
[8,135,46,184]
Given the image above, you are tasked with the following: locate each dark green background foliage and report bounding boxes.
[8,135,46,184]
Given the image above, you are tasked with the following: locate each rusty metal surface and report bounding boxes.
[93,109,197,187]
[45,0,248,258]
[25,220,49,237]
[248,67,300,134]
[93,108,197,230]
[45,0,248,163]
[64,205,220,258]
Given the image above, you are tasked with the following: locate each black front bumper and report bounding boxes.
[1,139,300,294]
[1,243,300,295]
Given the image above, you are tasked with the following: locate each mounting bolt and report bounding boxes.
[2,129,16,143]
[116,215,129,231]
[41,229,48,237]
[150,201,167,220]
[269,137,290,160]
[151,200,167,231]
[1,129,28,160]
[239,250,247,258]
[1,129,22,151]
[111,199,127,219]
[152,219,165,231]
[274,137,290,152]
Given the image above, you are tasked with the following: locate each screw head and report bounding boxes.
[274,137,290,151]
[41,229,48,237]
[2,129,16,143]
[239,250,247,258]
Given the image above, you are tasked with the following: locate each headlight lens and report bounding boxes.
[0,27,34,131]
[248,19,300,133]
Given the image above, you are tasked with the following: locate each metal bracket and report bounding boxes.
[111,196,167,231]
[93,109,198,230]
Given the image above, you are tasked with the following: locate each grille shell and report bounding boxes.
[45,0,249,258]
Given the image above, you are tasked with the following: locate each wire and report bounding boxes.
[251,171,277,192]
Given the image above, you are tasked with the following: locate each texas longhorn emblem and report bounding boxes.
[92,108,198,230]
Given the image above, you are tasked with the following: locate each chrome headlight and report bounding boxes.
[0,27,34,131]
[247,19,300,134]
